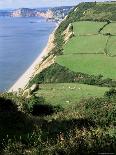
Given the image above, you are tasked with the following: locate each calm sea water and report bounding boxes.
[0,17,56,91]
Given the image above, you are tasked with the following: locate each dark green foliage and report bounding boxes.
[25,95,63,116]
[29,63,116,88]
[28,63,77,86]
[104,88,116,99]
[82,97,116,127]
[0,92,116,155]
[0,97,17,112]
[0,93,34,151]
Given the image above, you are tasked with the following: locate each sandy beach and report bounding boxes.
[9,28,56,92]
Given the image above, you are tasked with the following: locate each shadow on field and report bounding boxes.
[31,103,63,116]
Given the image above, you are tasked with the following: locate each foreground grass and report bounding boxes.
[1,92,115,155]
[36,83,108,108]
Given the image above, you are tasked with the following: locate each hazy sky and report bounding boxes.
[0,0,113,9]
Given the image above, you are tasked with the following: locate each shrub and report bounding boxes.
[25,95,63,116]
[0,94,34,152]
[104,88,116,99]
[83,97,116,126]
[28,63,116,88]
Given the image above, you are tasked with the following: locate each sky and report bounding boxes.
[0,0,113,9]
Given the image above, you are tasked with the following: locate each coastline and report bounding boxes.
[9,25,57,92]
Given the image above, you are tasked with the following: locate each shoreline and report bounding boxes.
[9,25,57,92]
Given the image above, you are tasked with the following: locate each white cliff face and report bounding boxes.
[63,23,74,43]
[36,10,54,19]
[10,8,54,19]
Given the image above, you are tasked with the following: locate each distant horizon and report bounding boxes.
[0,5,74,11]
[0,0,112,10]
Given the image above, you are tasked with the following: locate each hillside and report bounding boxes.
[0,2,116,155]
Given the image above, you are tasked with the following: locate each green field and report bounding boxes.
[36,83,108,108]
[73,21,106,35]
[101,22,116,35]
[56,54,116,79]
[107,36,116,56]
[56,21,116,79]
[63,35,108,54]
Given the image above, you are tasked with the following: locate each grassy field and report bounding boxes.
[101,22,116,35]
[73,21,106,35]
[36,83,108,108]
[56,54,116,79]
[56,21,116,79]
[107,36,116,56]
[63,35,108,54]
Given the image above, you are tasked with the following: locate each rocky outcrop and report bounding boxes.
[23,84,39,98]
[36,10,54,19]
[63,23,74,43]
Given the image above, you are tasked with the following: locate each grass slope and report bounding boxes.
[56,54,116,79]
[73,21,106,35]
[101,22,116,35]
[36,83,108,108]
[107,36,116,56]
[63,35,108,54]
[56,20,116,79]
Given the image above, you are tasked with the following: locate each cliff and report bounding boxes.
[10,8,54,19]
[0,6,73,20]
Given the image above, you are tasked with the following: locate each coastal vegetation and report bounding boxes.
[0,1,116,154]
[0,89,116,154]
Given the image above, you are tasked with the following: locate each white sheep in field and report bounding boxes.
[68,86,76,90]
[66,101,70,103]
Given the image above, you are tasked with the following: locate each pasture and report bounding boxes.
[56,54,116,79]
[107,36,116,56]
[101,22,116,35]
[56,21,116,80]
[73,21,106,35]
[36,83,108,108]
[63,35,108,54]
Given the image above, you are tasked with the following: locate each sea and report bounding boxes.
[0,17,56,92]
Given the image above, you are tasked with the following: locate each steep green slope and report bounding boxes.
[68,1,116,22]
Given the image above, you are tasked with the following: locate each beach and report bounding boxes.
[9,28,56,92]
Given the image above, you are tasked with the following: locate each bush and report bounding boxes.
[104,88,116,99]
[0,93,34,152]
[29,63,116,88]
[25,95,63,116]
[83,97,116,126]
[0,97,17,112]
